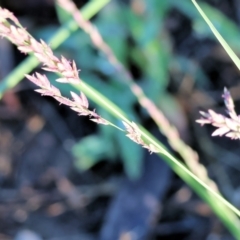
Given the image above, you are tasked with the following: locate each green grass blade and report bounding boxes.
[74,79,240,239]
[192,0,240,71]
[0,0,111,99]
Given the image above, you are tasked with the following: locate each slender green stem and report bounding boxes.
[75,80,240,239]
[192,0,240,71]
[0,0,111,98]
[190,2,240,236]
[77,80,240,218]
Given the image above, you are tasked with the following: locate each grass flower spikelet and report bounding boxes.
[196,88,240,139]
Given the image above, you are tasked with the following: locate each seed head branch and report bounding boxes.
[0,6,109,125]
[196,88,240,139]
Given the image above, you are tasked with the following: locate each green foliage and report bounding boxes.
[72,134,116,170]
[126,3,171,101]
[55,2,72,23]
[96,1,129,64]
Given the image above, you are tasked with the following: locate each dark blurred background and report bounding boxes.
[1,0,240,239]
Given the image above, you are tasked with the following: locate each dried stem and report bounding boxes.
[58,0,219,191]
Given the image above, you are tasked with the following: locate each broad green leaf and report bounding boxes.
[95,1,128,64]
[72,134,115,171]
[55,2,72,24]
[126,6,171,99]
